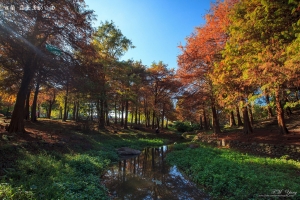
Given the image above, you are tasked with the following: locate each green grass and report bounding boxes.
[0,131,166,200]
[166,143,300,200]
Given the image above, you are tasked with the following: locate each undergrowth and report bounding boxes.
[166,144,300,200]
[0,132,166,199]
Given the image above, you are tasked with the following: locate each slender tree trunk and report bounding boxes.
[236,106,243,126]
[105,99,110,126]
[31,78,40,122]
[248,104,254,125]
[242,105,253,134]
[266,94,274,118]
[37,104,41,118]
[75,101,79,121]
[199,115,203,130]
[229,111,236,127]
[161,104,165,130]
[24,89,31,120]
[203,109,208,131]
[144,102,147,126]
[63,80,69,121]
[45,107,49,118]
[72,101,76,120]
[275,88,289,134]
[131,106,134,128]
[66,109,69,120]
[48,101,52,119]
[156,116,160,129]
[211,104,221,134]
[89,104,93,121]
[114,99,118,124]
[138,109,141,125]
[59,107,63,119]
[152,110,155,129]
[124,99,128,129]
[48,93,56,119]
[147,110,151,127]
[121,101,124,126]
[135,104,138,125]
[99,99,105,129]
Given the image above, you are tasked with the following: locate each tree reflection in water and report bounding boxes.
[102,146,210,200]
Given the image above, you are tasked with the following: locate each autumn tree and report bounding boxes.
[221,0,300,134]
[147,61,179,129]
[177,0,237,134]
[0,0,94,133]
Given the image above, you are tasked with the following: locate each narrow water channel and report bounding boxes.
[102,146,210,200]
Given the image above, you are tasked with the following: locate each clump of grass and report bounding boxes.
[166,144,300,200]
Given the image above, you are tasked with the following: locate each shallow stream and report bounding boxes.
[102,145,210,200]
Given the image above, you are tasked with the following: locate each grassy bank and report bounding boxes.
[166,143,300,200]
[0,129,167,199]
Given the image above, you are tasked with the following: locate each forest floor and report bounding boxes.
[218,109,300,146]
[0,118,180,156]
[0,110,299,155]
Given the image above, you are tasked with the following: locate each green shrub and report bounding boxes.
[174,121,199,132]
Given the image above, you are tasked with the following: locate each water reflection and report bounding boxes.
[102,146,210,200]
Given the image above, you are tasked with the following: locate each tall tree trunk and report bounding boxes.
[75,101,79,121]
[203,109,208,131]
[266,94,274,118]
[37,104,41,118]
[248,104,254,125]
[161,104,165,130]
[59,107,63,119]
[147,110,151,127]
[63,80,69,121]
[90,104,93,121]
[121,101,124,126]
[24,89,31,120]
[114,99,118,124]
[130,105,134,128]
[124,99,128,129]
[105,99,110,126]
[31,78,40,122]
[48,101,52,119]
[99,99,105,129]
[275,88,289,134]
[48,93,56,119]
[242,105,253,134]
[229,111,236,127]
[152,110,155,129]
[199,115,203,130]
[72,101,76,120]
[236,106,243,126]
[135,104,138,125]
[138,109,141,125]
[8,54,37,133]
[211,104,221,134]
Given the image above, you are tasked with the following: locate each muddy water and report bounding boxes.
[102,146,210,200]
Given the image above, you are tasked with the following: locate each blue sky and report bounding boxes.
[84,0,213,69]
